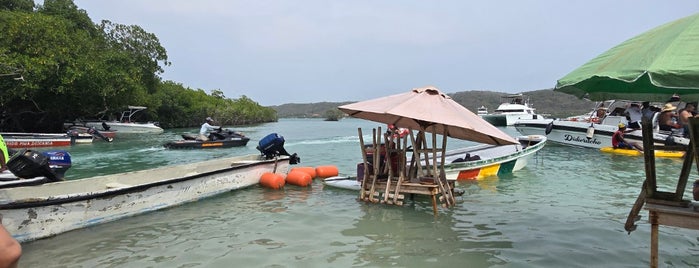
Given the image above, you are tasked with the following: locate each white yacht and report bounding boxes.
[481,94,542,126]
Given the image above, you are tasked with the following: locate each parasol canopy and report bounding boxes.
[555,13,699,102]
[338,86,517,145]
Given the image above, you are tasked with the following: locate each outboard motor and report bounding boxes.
[257,133,300,164]
[43,150,72,180]
[66,129,80,145]
[87,126,113,142]
[6,149,70,182]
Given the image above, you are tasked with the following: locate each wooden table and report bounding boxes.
[645,202,699,268]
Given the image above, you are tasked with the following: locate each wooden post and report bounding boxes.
[393,135,408,205]
[650,211,659,268]
[357,128,369,201]
[368,127,381,203]
[640,118,657,198]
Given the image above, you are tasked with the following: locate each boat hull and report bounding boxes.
[2,132,93,148]
[84,121,164,134]
[514,118,688,149]
[322,176,361,190]
[481,114,542,126]
[441,135,547,180]
[0,154,291,243]
[164,138,250,149]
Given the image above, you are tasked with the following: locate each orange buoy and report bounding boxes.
[286,170,312,187]
[315,165,339,178]
[260,172,285,189]
[290,166,317,178]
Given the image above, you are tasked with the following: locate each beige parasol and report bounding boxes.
[338,86,517,145]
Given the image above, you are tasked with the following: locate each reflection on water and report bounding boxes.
[341,204,511,267]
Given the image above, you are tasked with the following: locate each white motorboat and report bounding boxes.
[83,106,164,134]
[477,106,488,116]
[480,94,543,126]
[514,100,689,149]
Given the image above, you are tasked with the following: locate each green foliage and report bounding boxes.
[0,0,33,12]
[0,5,276,132]
[323,108,343,121]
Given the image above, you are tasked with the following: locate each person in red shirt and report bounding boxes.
[612,123,643,152]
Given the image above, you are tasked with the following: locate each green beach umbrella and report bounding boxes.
[555,13,699,101]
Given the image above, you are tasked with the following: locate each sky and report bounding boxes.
[70,0,699,106]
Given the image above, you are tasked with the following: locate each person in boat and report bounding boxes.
[612,123,643,152]
[641,101,656,122]
[624,102,643,129]
[0,217,21,268]
[451,153,481,163]
[679,103,698,137]
[387,124,409,139]
[197,117,220,141]
[589,107,607,123]
[658,103,681,132]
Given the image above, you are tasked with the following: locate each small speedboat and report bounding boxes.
[164,128,250,149]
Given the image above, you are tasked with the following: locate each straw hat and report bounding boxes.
[662,103,677,112]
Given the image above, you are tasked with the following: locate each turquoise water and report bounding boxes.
[16,118,699,267]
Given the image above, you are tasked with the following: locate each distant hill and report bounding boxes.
[269,89,597,119]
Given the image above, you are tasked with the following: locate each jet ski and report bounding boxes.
[164,128,250,149]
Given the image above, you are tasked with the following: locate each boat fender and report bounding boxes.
[290,166,316,179]
[315,165,339,178]
[286,170,312,187]
[545,122,554,135]
[586,125,595,138]
[260,172,285,189]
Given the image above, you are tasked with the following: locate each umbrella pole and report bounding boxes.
[422,132,431,177]
[407,130,418,180]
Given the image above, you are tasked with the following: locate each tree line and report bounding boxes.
[0,0,277,132]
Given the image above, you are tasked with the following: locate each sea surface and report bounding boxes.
[15,118,699,267]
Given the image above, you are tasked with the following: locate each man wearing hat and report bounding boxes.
[612,123,643,152]
[197,117,220,141]
[658,103,681,131]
